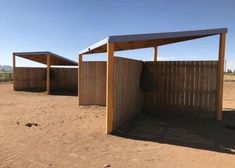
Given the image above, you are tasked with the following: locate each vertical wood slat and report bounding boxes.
[175,61,180,107]
[185,62,190,109]
[79,61,106,105]
[155,62,160,104]
[50,68,78,92]
[14,67,78,92]
[145,60,218,117]
[204,61,210,114]
[171,62,175,105]
[78,54,82,104]
[46,54,51,94]
[13,54,16,90]
[168,62,173,105]
[14,67,45,91]
[198,61,203,113]
[190,62,195,111]
[194,61,200,111]
[113,57,143,130]
[179,62,185,108]
[212,62,218,112]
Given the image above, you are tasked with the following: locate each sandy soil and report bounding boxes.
[224,74,235,82]
[0,82,235,168]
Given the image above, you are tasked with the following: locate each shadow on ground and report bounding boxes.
[113,110,235,154]
[50,91,77,96]
[17,90,78,96]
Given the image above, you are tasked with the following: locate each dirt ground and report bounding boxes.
[0,82,235,168]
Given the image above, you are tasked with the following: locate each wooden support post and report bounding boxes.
[217,33,226,120]
[46,54,51,94]
[106,42,114,134]
[78,54,83,106]
[153,46,158,62]
[13,53,16,90]
[153,47,158,103]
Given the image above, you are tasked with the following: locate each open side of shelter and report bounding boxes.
[78,28,227,134]
[13,51,78,95]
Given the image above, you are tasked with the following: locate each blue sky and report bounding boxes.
[0,0,234,70]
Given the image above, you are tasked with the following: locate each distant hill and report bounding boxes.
[0,65,13,72]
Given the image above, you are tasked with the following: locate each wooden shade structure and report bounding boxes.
[13,51,78,94]
[79,28,227,134]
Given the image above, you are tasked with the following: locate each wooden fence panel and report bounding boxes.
[113,57,144,129]
[144,61,218,118]
[14,67,46,91]
[79,61,106,105]
[14,67,78,93]
[50,68,78,93]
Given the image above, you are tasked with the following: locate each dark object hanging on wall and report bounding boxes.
[140,65,156,91]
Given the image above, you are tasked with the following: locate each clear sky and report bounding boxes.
[0,0,234,70]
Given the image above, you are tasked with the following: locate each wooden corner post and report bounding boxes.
[46,54,51,94]
[153,46,158,62]
[13,53,16,90]
[217,33,226,120]
[78,54,83,106]
[106,42,114,134]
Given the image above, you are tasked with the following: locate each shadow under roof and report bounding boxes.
[13,51,78,66]
[79,28,227,55]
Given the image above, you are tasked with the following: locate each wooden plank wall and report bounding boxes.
[113,57,144,129]
[79,61,106,105]
[14,67,78,93]
[14,67,46,91]
[50,68,78,93]
[144,61,218,118]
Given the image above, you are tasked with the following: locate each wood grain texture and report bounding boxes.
[47,54,51,94]
[217,33,226,120]
[79,61,107,106]
[144,61,218,118]
[106,43,114,134]
[13,54,16,91]
[14,67,78,93]
[50,68,78,92]
[78,54,83,105]
[14,67,46,91]
[113,57,144,130]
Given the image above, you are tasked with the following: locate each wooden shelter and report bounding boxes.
[13,51,78,94]
[78,28,227,134]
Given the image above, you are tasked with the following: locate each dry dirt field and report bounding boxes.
[0,82,235,168]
